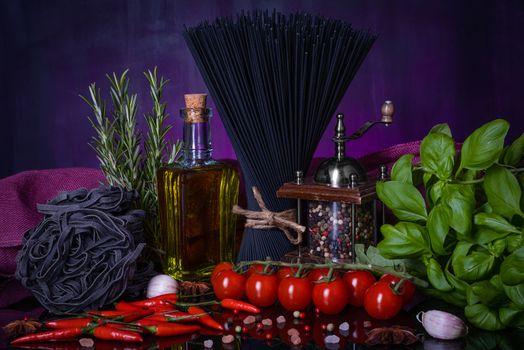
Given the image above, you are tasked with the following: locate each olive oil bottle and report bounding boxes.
[157,94,239,280]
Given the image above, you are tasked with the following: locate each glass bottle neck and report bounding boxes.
[180,107,213,166]
[183,120,213,164]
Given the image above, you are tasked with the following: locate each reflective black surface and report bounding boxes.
[2,298,524,349]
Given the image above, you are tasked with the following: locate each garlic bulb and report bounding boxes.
[417,310,468,340]
[146,274,179,298]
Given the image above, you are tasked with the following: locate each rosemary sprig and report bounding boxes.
[81,68,182,246]
[142,68,182,243]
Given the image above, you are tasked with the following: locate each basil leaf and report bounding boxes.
[452,241,474,273]
[474,226,511,244]
[443,184,475,237]
[427,258,453,291]
[488,239,506,258]
[354,244,370,264]
[378,222,431,259]
[391,154,414,184]
[484,165,523,219]
[465,303,505,331]
[464,169,479,181]
[446,269,470,294]
[424,288,467,308]
[500,246,524,286]
[427,204,451,255]
[506,234,523,253]
[454,251,495,283]
[503,132,524,166]
[503,283,524,308]
[521,173,524,209]
[474,212,520,234]
[376,181,427,222]
[429,180,447,205]
[499,305,524,327]
[423,172,434,188]
[429,123,452,137]
[467,280,506,307]
[490,274,504,291]
[458,119,509,172]
[356,244,427,277]
[421,132,455,180]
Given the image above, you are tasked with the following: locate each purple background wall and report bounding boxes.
[1,0,523,179]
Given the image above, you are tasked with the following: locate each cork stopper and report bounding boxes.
[183,94,208,123]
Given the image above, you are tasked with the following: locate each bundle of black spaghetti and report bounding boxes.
[184,10,376,261]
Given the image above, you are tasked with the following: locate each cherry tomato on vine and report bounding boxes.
[211,261,233,284]
[278,276,312,311]
[307,268,340,282]
[312,279,348,314]
[245,264,267,279]
[343,270,376,307]
[245,272,278,307]
[363,281,403,320]
[277,266,298,281]
[380,274,415,305]
[212,269,246,300]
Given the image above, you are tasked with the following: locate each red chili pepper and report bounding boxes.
[91,326,143,342]
[187,306,224,331]
[44,317,94,329]
[135,319,200,337]
[129,293,177,309]
[148,304,177,313]
[220,298,261,314]
[148,293,178,302]
[115,300,144,311]
[88,310,128,317]
[11,328,83,344]
[165,311,200,323]
[130,298,173,309]
[144,311,199,323]
[118,309,154,323]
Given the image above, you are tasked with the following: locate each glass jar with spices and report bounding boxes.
[277,102,393,262]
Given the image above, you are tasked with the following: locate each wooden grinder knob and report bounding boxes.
[381,101,394,124]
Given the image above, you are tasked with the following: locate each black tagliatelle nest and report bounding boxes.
[16,185,147,314]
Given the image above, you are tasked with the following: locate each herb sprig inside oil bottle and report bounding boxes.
[82,68,182,248]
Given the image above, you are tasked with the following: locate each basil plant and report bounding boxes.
[377,119,524,331]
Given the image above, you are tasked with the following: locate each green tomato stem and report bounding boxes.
[235,260,428,288]
[392,278,407,295]
[295,264,304,278]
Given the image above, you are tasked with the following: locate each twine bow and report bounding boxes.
[233,186,306,245]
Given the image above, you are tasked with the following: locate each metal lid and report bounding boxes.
[314,157,367,187]
[313,113,367,187]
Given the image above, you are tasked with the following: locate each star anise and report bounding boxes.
[2,319,42,338]
[179,281,211,296]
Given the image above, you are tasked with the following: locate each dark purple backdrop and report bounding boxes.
[1,0,523,179]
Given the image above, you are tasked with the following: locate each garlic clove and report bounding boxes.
[417,310,468,340]
[146,274,179,298]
